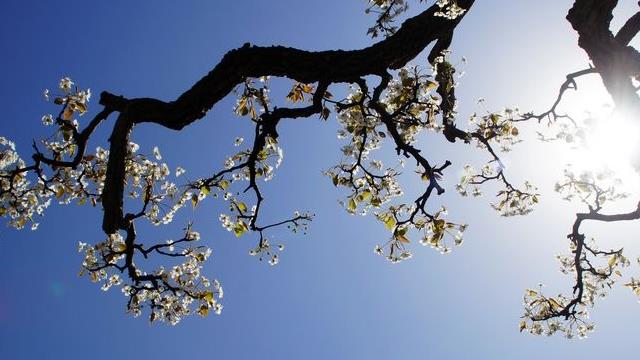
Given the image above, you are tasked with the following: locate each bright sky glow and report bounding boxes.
[585,112,639,168]
[559,82,640,192]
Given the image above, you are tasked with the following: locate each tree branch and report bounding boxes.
[98,1,475,234]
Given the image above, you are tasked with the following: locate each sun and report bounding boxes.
[584,111,639,169]
[558,80,640,190]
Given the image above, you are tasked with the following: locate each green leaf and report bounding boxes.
[219,180,230,190]
[356,190,371,202]
[332,175,339,186]
[203,291,214,304]
[198,305,210,317]
[384,215,396,231]
[348,198,357,212]
[233,221,249,237]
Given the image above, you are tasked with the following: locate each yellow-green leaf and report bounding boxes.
[233,221,249,237]
[356,190,372,202]
[203,291,214,303]
[384,215,396,231]
[348,198,357,212]
[432,219,446,233]
[425,80,438,91]
[198,304,210,317]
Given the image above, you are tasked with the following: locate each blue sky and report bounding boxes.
[1,0,640,359]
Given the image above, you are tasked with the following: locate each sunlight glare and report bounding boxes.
[559,80,640,192]
[586,112,638,169]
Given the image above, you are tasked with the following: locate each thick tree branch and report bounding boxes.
[567,0,640,112]
[98,1,475,234]
[616,8,640,46]
[102,114,134,233]
[99,1,474,131]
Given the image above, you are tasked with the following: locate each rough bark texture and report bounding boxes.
[567,0,640,112]
[99,0,476,234]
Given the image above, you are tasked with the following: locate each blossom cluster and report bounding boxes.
[520,287,594,338]
[0,76,96,230]
[365,0,409,38]
[325,66,475,263]
[521,244,630,338]
[373,205,467,263]
[434,0,467,20]
[79,228,223,325]
[554,166,627,207]
[0,137,51,230]
[456,107,540,216]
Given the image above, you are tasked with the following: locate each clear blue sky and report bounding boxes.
[1,1,640,359]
